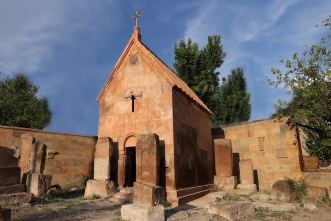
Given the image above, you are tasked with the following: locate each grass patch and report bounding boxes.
[114,210,121,216]
[50,185,85,199]
[285,177,308,202]
[251,207,293,221]
[160,200,171,207]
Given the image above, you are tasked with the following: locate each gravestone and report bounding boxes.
[29,142,47,174]
[237,159,256,191]
[213,139,237,190]
[136,133,160,186]
[20,134,35,174]
[94,137,114,180]
[133,182,164,206]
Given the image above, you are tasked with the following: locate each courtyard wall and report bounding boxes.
[0,125,97,186]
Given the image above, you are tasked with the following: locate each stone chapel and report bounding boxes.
[96,24,214,205]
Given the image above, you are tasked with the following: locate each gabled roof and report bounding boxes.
[96,26,212,116]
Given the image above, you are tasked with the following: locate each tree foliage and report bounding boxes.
[173,35,226,114]
[0,73,52,129]
[214,68,251,125]
[269,15,331,159]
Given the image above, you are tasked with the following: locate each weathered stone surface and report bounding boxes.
[214,175,237,190]
[0,184,25,195]
[118,155,134,187]
[7,146,21,158]
[121,204,165,221]
[133,182,165,206]
[239,159,254,184]
[167,211,189,221]
[271,180,291,202]
[214,139,233,176]
[95,137,114,157]
[26,173,52,197]
[20,133,35,173]
[210,191,228,199]
[0,192,33,206]
[29,142,47,174]
[136,133,160,186]
[94,157,111,180]
[0,167,20,186]
[303,196,317,210]
[0,207,11,221]
[84,179,116,198]
[306,186,327,199]
[46,150,57,159]
[252,202,296,211]
[236,184,257,191]
[207,201,255,221]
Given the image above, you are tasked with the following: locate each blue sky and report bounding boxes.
[0,0,330,135]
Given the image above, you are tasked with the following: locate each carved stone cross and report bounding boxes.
[131,10,143,26]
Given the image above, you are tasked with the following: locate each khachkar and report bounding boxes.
[21,134,53,198]
[213,139,238,190]
[121,133,165,221]
[84,137,117,198]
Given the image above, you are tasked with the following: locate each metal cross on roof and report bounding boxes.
[131,10,143,26]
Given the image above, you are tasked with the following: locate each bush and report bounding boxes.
[285,177,308,202]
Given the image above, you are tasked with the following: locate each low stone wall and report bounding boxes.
[0,125,97,186]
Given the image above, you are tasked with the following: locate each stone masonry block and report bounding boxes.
[133,182,165,206]
[214,139,233,176]
[121,204,165,221]
[20,134,35,174]
[29,142,47,174]
[94,157,111,180]
[84,179,116,198]
[207,201,255,221]
[239,159,254,184]
[0,192,33,206]
[26,173,52,197]
[136,133,160,186]
[306,186,327,200]
[214,175,237,190]
[7,146,21,158]
[95,137,114,158]
[271,180,291,202]
[0,167,20,186]
[0,184,25,195]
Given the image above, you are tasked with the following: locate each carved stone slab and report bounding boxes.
[20,134,35,174]
[136,133,160,186]
[214,139,233,176]
[133,182,165,206]
[239,159,254,184]
[94,157,111,180]
[29,142,47,174]
[275,148,288,158]
[95,137,114,158]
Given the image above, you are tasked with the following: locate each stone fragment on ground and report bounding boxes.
[252,201,297,211]
[206,201,254,221]
[121,204,165,221]
[167,211,189,221]
[210,191,228,199]
[302,196,318,210]
[306,186,327,200]
[271,180,291,202]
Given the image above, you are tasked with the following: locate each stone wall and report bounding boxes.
[173,89,213,189]
[0,125,97,186]
[213,118,331,190]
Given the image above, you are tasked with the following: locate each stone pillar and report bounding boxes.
[20,134,35,174]
[118,155,128,187]
[237,159,256,191]
[26,174,52,197]
[121,133,164,221]
[29,142,47,174]
[136,133,160,186]
[213,139,237,190]
[84,137,116,198]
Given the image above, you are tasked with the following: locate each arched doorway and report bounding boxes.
[118,132,139,187]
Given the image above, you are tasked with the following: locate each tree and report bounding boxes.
[268,15,331,159]
[173,35,226,124]
[214,68,251,125]
[0,73,52,129]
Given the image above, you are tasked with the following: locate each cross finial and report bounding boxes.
[131,10,143,26]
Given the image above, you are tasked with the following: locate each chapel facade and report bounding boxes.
[96,24,214,205]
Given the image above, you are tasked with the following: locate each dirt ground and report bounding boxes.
[7,189,331,221]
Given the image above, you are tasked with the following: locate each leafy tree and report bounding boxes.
[214,68,251,125]
[173,35,226,124]
[268,15,331,159]
[0,73,52,129]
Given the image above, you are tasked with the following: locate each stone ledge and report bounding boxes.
[121,204,164,221]
[0,192,33,206]
[0,184,25,195]
[84,179,116,198]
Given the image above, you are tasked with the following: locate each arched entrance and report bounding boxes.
[118,132,139,187]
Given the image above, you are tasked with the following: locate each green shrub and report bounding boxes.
[285,177,308,202]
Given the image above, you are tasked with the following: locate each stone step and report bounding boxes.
[0,167,21,187]
[120,187,134,193]
[0,192,33,206]
[167,184,212,198]
[169,189,210,206]
[111,192,133,204]
[0,184,25,195]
